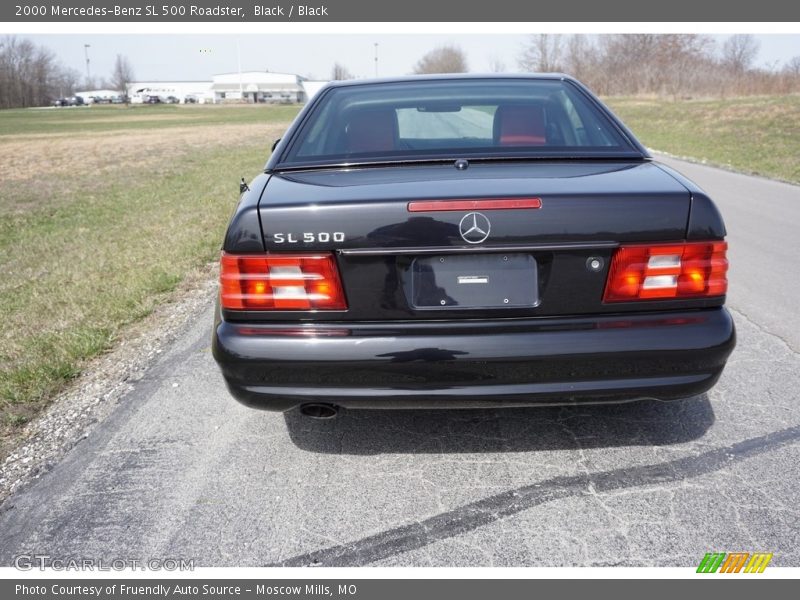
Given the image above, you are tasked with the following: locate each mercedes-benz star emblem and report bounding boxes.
[459,212,491,244]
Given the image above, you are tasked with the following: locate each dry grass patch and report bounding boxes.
[1,123,284,185]
[0,123,286,220]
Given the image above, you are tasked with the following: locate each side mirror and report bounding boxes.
[271,138,281,152]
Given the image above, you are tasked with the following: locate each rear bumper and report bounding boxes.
[212,307,735,411]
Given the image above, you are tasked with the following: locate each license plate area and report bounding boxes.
[410,253,538,310]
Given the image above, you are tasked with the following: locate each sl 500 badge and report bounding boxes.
[272,232,345,244]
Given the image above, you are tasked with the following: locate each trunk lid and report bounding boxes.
[254,161,692,320]
[259,161,689,249]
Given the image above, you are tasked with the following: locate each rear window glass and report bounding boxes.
[280,79,638,167]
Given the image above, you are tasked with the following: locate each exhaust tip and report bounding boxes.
[299,403,339,420]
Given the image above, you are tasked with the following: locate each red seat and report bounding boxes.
[345,109,398,153]
[493,104,547,146]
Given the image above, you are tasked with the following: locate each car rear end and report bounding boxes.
[212,76,735,413]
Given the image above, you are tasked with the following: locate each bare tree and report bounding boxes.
[0,35,65,108]
[81,75,100,91]
[518,34,563,72]
[331,62,354,80]
[721,34,760,73]
[588,34,715,96]
[782,55,800,77]
[651,34,714,96]
[54,67,81,99]
[413,45,468,74]
[0,41,7,105]
[509,33,785,98]
[562,35,596,84]
[110,54,134,104]
[488,56,506,73]
[782,55,800,92]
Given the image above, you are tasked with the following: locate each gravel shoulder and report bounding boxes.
[0,264,217,505]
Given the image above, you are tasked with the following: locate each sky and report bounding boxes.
[22,33,800,83]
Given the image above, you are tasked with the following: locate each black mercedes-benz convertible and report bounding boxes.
[212,74,735,418]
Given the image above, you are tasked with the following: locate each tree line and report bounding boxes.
[409,35,800,97]
[519,34,800,97]
[0,36,135,109]
[0,37,79,109]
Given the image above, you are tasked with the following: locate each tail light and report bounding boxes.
[220,252,347,310]
[603,241,728,302]
[408,198,542,212]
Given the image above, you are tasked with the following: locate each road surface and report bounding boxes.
[1,157,799,567]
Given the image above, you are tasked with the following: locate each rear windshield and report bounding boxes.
[278,79,640,168]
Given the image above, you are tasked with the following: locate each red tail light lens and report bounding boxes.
[220,252,347,311]
[603,241,728,302]
[408,198,542,212]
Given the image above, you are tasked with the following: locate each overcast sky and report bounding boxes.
[23,34,800,83]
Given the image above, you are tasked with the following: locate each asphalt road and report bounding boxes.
[1,157,799,568]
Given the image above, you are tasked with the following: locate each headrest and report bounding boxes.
[345,109,398,153]
[493,104,547,146]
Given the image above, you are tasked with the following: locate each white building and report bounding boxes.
[124,72,313,105]
[211,71,307,103]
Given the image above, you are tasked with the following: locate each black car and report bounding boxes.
[212,75,735,418]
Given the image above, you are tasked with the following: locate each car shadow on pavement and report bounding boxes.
[283,395,714,454]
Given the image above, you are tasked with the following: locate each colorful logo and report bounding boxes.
[697,552,773,573]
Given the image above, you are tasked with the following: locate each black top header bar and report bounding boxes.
[3,0,799,22]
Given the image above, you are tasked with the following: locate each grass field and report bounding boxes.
[0,103,301,136]
[606,95,800,184]
[0,104,300,451]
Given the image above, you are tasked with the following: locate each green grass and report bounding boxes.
[606,95,800,185]
[0,104,301,445]
[1,144,265,422]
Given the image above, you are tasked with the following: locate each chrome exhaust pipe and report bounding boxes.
[299,403,339,419]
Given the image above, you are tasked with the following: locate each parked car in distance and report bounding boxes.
[67,96,85,106]
[145,95,161,104]
[52,98,69,107]
[212,74,735,419]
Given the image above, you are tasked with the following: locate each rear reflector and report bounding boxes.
[220,252,347,310]
[408,198,542,212]
[603,241,728,302]
[236,327,350,337]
